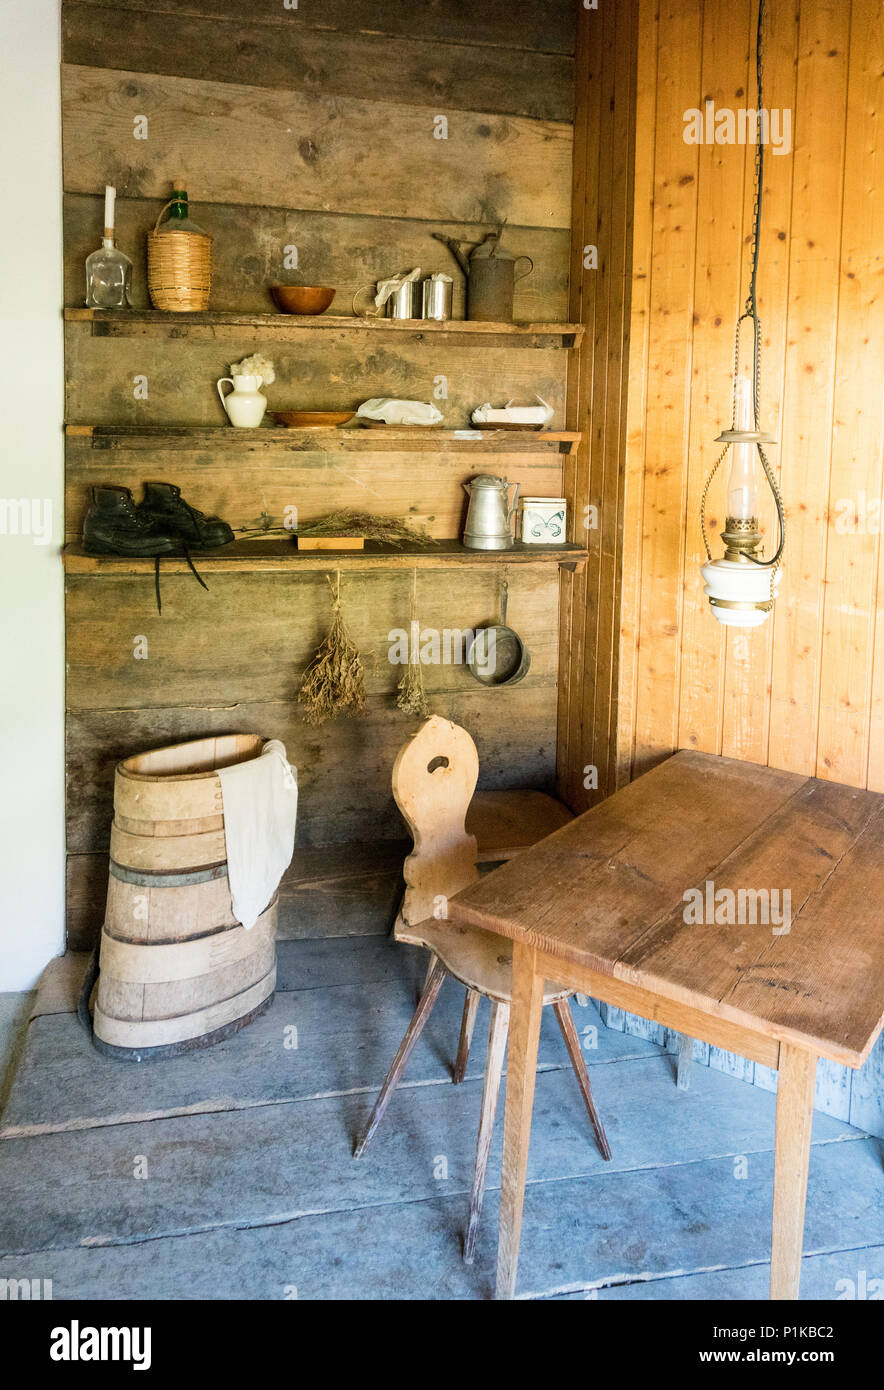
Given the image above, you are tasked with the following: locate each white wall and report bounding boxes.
[0,0,66,987]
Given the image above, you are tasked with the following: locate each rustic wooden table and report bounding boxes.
[446,751,884,1300]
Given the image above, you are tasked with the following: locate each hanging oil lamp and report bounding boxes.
[700,0,785,628]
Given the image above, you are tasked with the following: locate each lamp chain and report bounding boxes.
[700,0,785,597]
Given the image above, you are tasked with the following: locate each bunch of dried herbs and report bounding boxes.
[298,573,366,726]
[296,511,436,547]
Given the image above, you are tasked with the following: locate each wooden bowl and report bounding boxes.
[273,411,354,429]
[270,285,336,315]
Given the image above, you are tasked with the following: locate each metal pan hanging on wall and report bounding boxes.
[466,578,531,687]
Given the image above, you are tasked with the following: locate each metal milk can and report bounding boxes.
[462,474,520,550]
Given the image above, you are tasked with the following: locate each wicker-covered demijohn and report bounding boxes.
[147,198,212,312]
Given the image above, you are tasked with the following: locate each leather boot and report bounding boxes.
[139,482,234,549]
[82,486,176,556]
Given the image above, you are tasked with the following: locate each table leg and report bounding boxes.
[496,940,544,1300]
[770,1042,817,1300]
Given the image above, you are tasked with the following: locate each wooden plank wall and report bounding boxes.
[571,0,883,1135]
[62,0,577,946]
[557,0,637,810]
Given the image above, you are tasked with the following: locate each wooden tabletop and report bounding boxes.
[447,751,884,1069]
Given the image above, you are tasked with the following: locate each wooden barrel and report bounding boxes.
[94,734,277,1060]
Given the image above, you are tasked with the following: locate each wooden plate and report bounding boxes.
[472,422,546,431]
[273,411,355,429]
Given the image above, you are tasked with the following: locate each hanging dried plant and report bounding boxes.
[298,572,366,726]
[396,570,431,718]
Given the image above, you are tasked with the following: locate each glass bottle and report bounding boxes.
[156,182,209,237]
[85,185,133,309]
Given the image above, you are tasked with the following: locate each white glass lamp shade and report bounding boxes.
[701,557,781,627]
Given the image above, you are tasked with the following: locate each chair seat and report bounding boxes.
[398,916,570,1006]
[466,789,574,863]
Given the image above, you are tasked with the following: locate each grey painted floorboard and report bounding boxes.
[2,936,879,1301]
[1,955,659,1136]
[0,1139,879,1300]
[0,1053,861,1256]
[556,1247,884,1301]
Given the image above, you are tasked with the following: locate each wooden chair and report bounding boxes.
[354,715,611,1263]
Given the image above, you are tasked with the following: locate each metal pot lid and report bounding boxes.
[468,473,509,487]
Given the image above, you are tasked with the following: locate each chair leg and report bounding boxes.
[463,1000,509,1264]
[418,950,437,1004]
[354,955,448,1158]
[453,989,481,1084]
[553,998,612,1161]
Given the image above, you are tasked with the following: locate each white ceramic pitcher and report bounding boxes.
[217,374,267,428]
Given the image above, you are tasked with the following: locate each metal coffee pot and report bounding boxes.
[462,474,520,550]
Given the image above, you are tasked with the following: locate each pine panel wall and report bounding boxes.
[565,0,883,1133]
[616,0,883,794]
[61,1,577,947]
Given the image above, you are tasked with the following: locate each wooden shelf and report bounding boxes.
[63,538,588,575]
[64,309,584,350]
[66,424,581,454]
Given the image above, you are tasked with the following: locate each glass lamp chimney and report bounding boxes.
[726,376,762,521]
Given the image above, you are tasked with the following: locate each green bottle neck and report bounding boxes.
[167,190,189,221]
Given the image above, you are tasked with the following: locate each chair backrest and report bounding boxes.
[392,716,480,936]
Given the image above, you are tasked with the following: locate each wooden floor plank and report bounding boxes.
[0,961,653,1137]
[0,1136,875,1300]
[0,1053,859,1256]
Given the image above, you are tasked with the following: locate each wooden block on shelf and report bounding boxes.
[295,536,365,551]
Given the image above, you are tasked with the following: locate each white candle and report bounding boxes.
[103,185,116,237]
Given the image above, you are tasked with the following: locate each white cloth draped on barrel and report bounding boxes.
[216,739,298,929]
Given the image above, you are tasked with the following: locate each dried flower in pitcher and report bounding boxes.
[229,353,276,385]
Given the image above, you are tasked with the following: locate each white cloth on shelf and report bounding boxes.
[356,397,444,426]
[217,739,298,929]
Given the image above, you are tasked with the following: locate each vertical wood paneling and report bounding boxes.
[576,0,617,805]
[612,0,883,797]
[720,0,800,765]
[615,0,658,787]
[819,0,884,787]
[850,1029,884,1136]
[559,2,599,806]
[568,0,883,1133]
[592,0,637,798]
[559,0,637,809]
[676,0,752,757]
[631,0,703,776]
[767,2,850,774]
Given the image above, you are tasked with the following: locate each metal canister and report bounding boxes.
[421,276,452,322]
[386,280,421,320]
